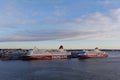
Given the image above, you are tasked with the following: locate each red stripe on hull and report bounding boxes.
[52,55,71,59]
[23,55,71,60]
[67,55,72,59]
[78,53,108,59]
[26,56,52,60]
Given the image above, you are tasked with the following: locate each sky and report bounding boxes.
[0,0,120,49]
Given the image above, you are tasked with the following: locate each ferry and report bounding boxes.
[23,45,71,60]
[78,47,108,59]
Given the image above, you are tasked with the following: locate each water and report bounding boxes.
[0,51,120,80]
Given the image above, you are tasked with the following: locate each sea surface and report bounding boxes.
[0,51,120,80]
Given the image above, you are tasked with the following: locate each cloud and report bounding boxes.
[97,0,118,5]
[64,8,120,40]
[0,29,102,42]
[0,0,67,28]
[0,30,72,42]
[1,7,120,42]
[0,1,44,28]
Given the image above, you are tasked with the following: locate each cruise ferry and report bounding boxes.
[78,47,108,59]
[23,45,71,60]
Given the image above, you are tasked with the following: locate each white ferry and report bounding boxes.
[23,45,71,60]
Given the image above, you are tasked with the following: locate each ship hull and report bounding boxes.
[23,55,71,60]
[78,53,108,59]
